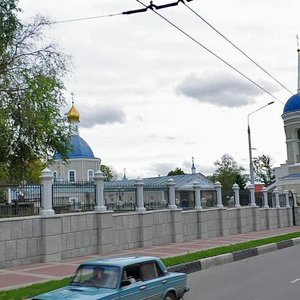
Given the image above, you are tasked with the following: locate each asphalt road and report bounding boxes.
[186,244,300,300]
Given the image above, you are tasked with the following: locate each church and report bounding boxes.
[274,47,300,202]
[48,100,216,207]
[49,101,101,182]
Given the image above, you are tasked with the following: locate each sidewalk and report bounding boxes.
[1,226,299,291]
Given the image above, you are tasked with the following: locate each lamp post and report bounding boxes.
[247,101,274,184]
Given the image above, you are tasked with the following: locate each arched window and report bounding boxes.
[87,169,94,181]
[68,170,76,182]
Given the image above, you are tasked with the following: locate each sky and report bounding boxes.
[19,0,300,179]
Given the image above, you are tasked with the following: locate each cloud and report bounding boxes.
[166,136,177,140]
[147,135,177,141]
[78,106,126,128]
[176,73,275,108]
[149,162,177,177]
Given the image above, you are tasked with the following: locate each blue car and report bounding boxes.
[31,256,189,300]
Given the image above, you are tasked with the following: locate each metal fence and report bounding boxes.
[52,181,96,214]
[201,190,217,208]
[224,190,292,208]
[104,187,137,212]
[144,188,169,210]
[164,190,218,210]
[0,184,41,218]
[0,180,295,218]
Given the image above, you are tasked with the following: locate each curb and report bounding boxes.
[168,237,300,274]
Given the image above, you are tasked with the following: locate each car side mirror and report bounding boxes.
[121,280,131,287]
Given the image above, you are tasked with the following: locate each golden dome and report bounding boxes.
[67,104,80,122]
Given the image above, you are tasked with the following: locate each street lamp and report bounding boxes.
[247,101,274,184]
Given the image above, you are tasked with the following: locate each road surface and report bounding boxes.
[186,244,300,300]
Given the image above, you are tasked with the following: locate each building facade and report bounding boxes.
[274,48,300,201]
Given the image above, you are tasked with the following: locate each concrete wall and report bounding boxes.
[0,217,42,268]
[0,206,294,268]
[295,207,300,225]
[113,213,140,251]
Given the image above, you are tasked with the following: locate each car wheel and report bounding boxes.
[164,292,176,300]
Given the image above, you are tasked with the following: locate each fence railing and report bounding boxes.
[0,170,297,218]
[0,184,41,217]
[52,181,96,214]
[223,190,294,208]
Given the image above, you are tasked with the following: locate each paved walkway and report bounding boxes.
[1,226,299,291]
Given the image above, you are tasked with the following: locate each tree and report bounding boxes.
[0,0,71,183]
[167,168,186,176]
[101,165,119,182]
[208,154,248,197]
[253,154,275,186]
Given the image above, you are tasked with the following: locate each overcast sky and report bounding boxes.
[19,0,300,178]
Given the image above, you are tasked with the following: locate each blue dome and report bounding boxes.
[283,93,300,114]
[54,135,95,159]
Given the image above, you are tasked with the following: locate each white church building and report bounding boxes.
[274,48,300,202]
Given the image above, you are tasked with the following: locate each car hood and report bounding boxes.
[31,285,117,300]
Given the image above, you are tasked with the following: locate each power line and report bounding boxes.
[123,0,193,14]
[50,1,192,23]
[182,2,294,95]
[136,0,284,105]
[50,12,123,25]
[49,0,288,105]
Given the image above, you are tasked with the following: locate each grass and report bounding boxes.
[0,278,70,300]
[1,231,300,300]
[162,231,300,266]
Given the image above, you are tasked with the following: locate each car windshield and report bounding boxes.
[70,265,119,289]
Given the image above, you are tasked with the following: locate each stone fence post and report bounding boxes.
[232,183,240,208]
[7,188,12,204]
[40,168,54,216]
[135,178,146,212]
[261,187,269,208]
[284,190,290,208]
[167,178,177,210]
[291,189,298,207]
[273,188,280,208]
[94,170,107,212]
[248,184,256,206]
[284,190,293,227]
[193,181,202,210]
[215,181,223,208]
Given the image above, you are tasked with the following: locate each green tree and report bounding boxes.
[208,154,248,198]
[167,167,186,176]
[253,154,275,186]
[101,165,119,182]
[0,0,20,56]
[0,0,71,183]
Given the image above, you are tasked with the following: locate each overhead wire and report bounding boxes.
[181,1,294,96]
[48,0,290,106]
[136,0,284,105]
[49,12,123,25]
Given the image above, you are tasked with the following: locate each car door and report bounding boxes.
[118,264,148,300]
[139,261,167,300]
